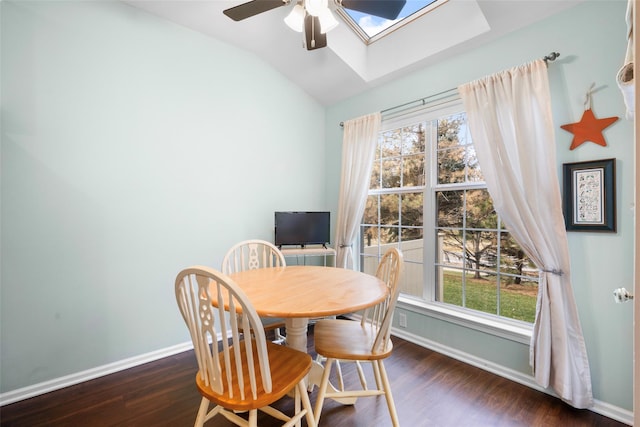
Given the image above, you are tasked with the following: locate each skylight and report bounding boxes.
[337,0,444,44]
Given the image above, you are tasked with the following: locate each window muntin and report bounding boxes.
[360,101,538,324]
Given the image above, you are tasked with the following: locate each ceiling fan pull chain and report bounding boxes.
[311,17,316,48]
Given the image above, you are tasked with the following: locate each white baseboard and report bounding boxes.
[0,341,194,407]
[390,327,634,426]
[2,329,635,426]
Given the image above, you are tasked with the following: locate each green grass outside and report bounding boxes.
[442,271,537,323]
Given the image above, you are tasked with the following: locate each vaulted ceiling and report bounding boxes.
[124,0,585,106]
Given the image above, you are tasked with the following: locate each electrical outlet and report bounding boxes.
[398,313,407,328]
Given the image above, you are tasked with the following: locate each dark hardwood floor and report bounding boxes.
[1,327,627,427]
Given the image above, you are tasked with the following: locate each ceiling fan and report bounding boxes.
[223,0,407,51]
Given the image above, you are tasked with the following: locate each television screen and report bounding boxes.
[274,211,330,248]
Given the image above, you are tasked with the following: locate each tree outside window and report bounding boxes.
[360,107,538,323]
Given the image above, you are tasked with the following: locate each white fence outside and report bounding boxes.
[362,239,425,298]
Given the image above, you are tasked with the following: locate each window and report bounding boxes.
[359,99,539,327]
[337,0,443,44]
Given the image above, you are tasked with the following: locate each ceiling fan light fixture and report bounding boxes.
[305,0,327,17]
[318,8,338,33]
[284,3,305,32]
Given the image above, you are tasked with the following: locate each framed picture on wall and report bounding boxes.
[562,158,616,232]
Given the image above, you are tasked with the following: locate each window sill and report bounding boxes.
[397,296,533,345]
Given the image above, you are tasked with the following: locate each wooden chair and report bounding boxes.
[175,266,316,427]
[222,240,287,344]
[312,247,404,427]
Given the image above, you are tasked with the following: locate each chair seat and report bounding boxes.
[241,317,285,332]
[260,317,286,331]
[314,319,393,361]
[196,341,311,412]
[241,317,286,344]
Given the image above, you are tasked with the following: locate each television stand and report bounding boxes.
[280,246,336,267]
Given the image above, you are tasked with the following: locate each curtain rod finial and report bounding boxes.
[543,52,560,64]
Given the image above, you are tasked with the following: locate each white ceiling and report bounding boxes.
[124,0,584,106]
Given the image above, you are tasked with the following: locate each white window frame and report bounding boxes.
[336,0,447,45]
[364,97,533,343]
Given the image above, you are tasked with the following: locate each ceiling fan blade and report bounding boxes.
[304,14,327,50]
[339,0,407,20]
[223,0,288,21]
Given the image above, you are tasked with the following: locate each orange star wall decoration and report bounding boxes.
[560,108,619,150]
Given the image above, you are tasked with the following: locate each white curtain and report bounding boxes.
[617,0,634,119]
[458,60,593,408]
[334,112,381,269]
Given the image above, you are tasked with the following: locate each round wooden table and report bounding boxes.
[227,265,387,392]
[227,265,387,352]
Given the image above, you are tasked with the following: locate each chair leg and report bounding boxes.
[313,357,334,426]
[377,360,399,427]
[355,361,368,390]
[274,327,287,345]
[335,360,345,391]
[194,397,209,427]
[316,354,346,392]
[372,360,382,390]
[294,381,302,427]
[298,380,317,427]
[248,409,258,427]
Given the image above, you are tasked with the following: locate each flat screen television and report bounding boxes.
[274,211,330,248]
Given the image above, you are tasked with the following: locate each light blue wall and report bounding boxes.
[1,0,634,417]
[1,1,325,392]
[325,0,633,412]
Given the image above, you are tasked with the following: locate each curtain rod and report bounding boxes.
[339,51,560,128]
